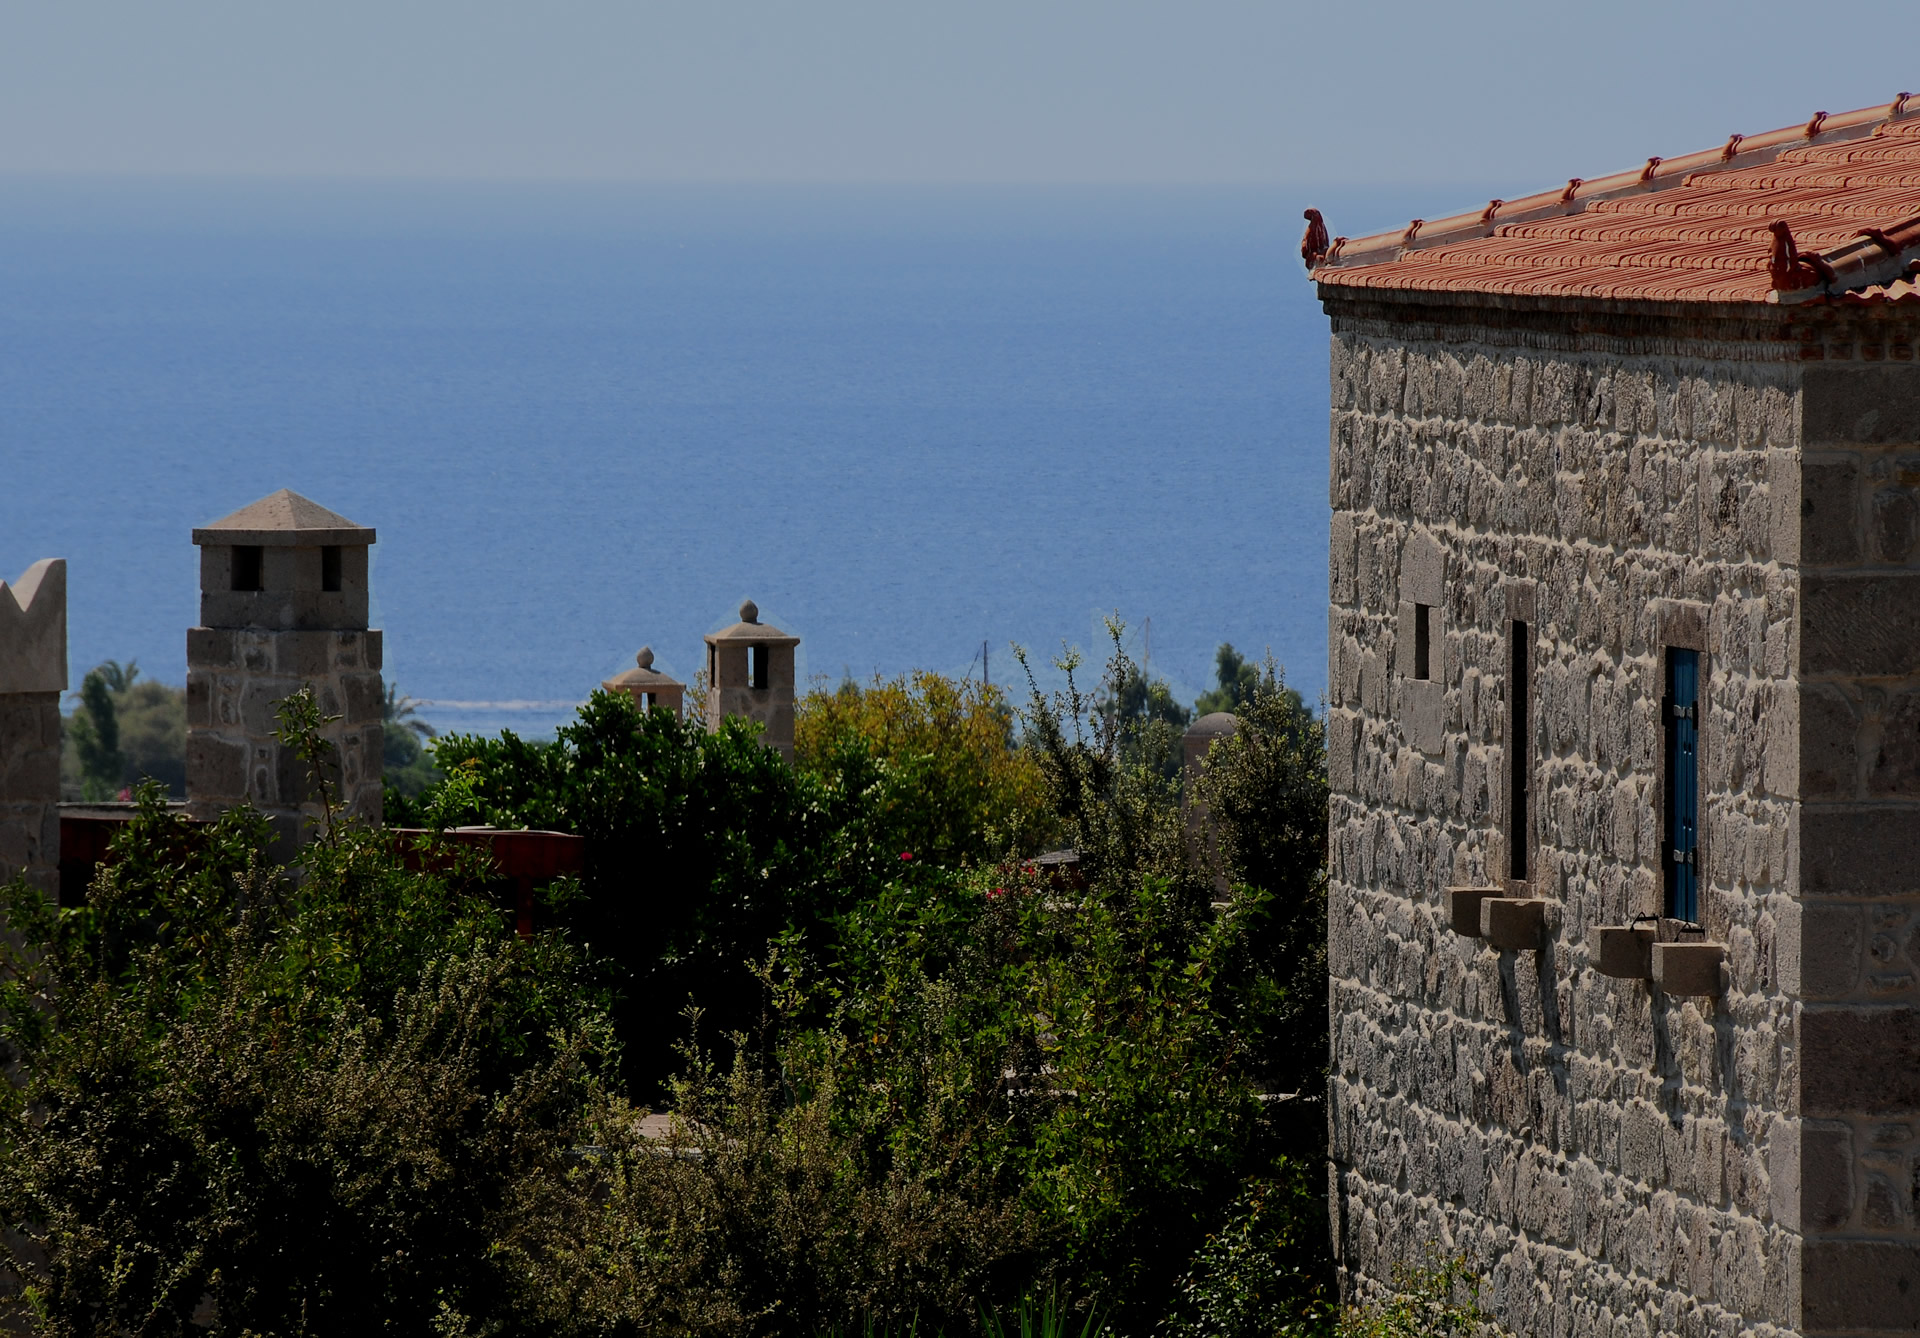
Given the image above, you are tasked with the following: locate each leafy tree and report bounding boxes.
[1190,658,1328,1101]
[64,660,188,800]
[1193,644,1266,718]
[0,692,621,1334]
[794,670,1050,864]
[382,684,442,799]
[1098,659,1193,782]
[66,665,126,800]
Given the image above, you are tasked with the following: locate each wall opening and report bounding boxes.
[1664,647,1701,922]
[1509,620,1530,881]
[1413,604,1432,680]
[231,545,264,592]
[749,645,769,690]
[640,691,655,710]
[321,545,342,592]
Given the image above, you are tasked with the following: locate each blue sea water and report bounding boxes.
[0,180,1482,737]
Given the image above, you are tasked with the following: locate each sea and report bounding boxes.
[0,179,1508,738]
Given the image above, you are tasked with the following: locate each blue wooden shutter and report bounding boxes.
[1665,649,1700,922]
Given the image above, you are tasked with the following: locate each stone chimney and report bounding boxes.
[603,647,685,716]
[185,490,384,848]
[0,559,66,895]
[703,599,799,760]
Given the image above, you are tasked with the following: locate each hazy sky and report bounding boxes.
[0,1,1915,186]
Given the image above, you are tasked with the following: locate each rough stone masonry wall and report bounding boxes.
[1323,298,1811,1337]
[186,627,385,850]
[0,692,61,896]
[1791,358,1920,1333]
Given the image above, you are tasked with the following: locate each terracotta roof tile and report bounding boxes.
[1311,96,1920,304]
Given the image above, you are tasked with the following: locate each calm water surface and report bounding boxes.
[0,181,1484,735]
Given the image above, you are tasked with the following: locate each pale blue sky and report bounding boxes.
[0,0,1913,186]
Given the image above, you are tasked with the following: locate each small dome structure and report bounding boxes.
[703,597,801,760]
[603,646,684,715]
[1184,711,1240,779]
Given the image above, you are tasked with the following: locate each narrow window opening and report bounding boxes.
[1509,621,1530,881]
[321,545,342,592]
[749,645,769,690]
[707,646,717,688]
[1664,648,1701,923]
[231,545,263,592]
[1413,604,1432,681]
[641,691,655,710]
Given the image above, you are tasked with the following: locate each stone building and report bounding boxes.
[185,489,385,849]
[1311,97,1920,1336]
[0,559,66,896]
[704,599,799,760]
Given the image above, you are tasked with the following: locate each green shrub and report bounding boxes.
[0,695,619,1334]
[1335,1255,1488,1338]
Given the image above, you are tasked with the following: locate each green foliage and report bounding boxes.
[1193,645,1266,719]
[1189,659,1329,1100]
[1335,1256,1489,1338]
[1097,660,1192,782]
[412,691,939,1094]
[63,660,187,800]
[0,696,621,1334]
[1158,1166,1335,1338]
[795,671,1050,865]
[384,684,443,799]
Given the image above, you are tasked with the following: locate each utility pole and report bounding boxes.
[983,639,990,686]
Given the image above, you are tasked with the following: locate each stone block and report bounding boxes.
[1870,687,1920,797]
[1400,530,1445,605]
[342,672,384,726]
[1400,678,1445,756]
[1800,684,1858,800]
[1800,453,1862,565]
[274,631,331,678]
[1802,365,1920,446]
[1793,901,1864,999]
[184,673,212,729]
[1652,942,1722,997]
[1801,806,1920,897]
[1800,1005,1920,1115]
[1448,886,1501,937]
[1481,897,1544,951]
[1768,447,1801,565]
[1801,1240,1920,1333]
[186,626,237,670]
[1802,572,1920,677]
[185,733,247,800]
[1592,924,1654,979]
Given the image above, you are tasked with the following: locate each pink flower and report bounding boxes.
[899,851,913,861]
[987,886,1007,900]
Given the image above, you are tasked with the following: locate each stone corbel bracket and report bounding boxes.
[1591,923,1656,979]
[1652,941,1724,997]
[1481,897,1545,951]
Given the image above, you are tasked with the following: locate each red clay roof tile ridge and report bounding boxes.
[1311,92,1918,274]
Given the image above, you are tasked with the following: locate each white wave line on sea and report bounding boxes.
[414,699,586,711]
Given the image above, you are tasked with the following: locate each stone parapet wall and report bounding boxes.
[0,692,61,895]
[1322,296,1920,1335]
[185,626,384,849]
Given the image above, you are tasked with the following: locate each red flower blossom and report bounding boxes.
[899,851,913,861]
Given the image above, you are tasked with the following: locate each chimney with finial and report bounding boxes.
[602,646,685,716]
[702,598,800,760]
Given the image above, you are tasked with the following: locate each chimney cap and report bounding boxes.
[704,598,800,647]
[604,647,683,693]
[192,489,375,547]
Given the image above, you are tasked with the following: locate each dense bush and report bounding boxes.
[3,648,1352,1335]
[1,695,619,1333]
[795,671,1049,864]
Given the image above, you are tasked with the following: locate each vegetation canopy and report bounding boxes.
[2,645,1472,1335]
